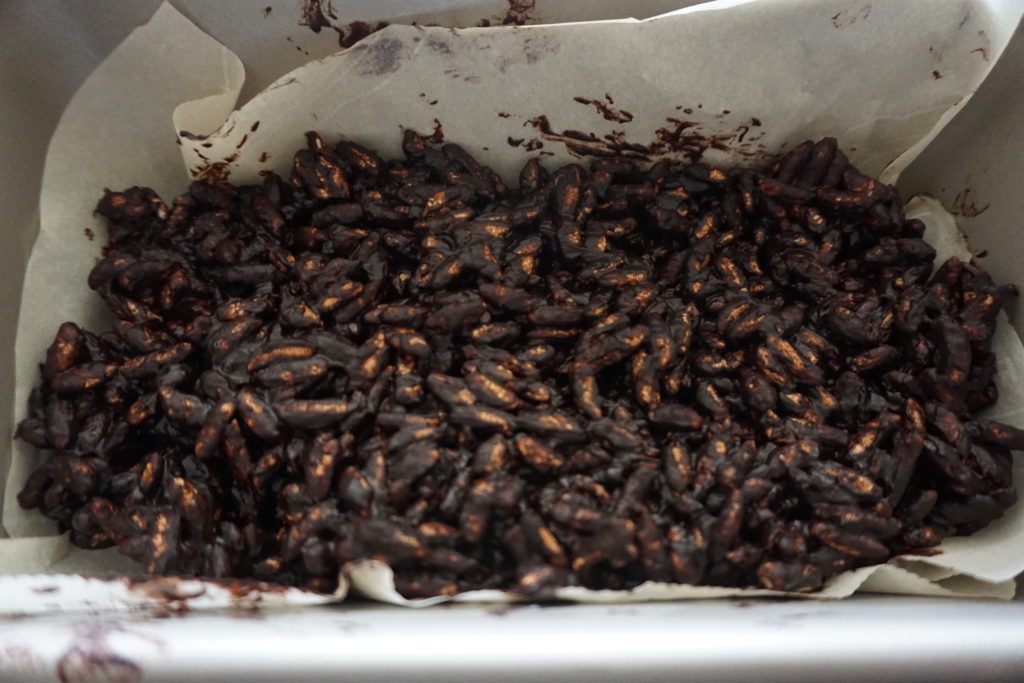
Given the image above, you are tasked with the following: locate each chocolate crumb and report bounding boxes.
[336,21,390,50]
[299,0,335,33]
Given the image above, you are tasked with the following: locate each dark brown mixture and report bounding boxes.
[16,132,1023,597]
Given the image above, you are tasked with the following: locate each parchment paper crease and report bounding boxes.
[3,0,1023,613]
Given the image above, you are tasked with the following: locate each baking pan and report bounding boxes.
[1,1,1022,679]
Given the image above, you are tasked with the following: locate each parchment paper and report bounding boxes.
[3,0,1024,613]
[169,0,1015,186]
